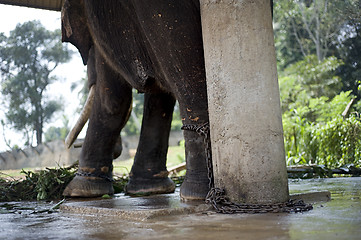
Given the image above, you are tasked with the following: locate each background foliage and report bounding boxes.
[275,0,361,168]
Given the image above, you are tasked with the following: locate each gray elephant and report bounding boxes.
[61,0,210,200]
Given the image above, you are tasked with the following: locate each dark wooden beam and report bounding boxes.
[0,0,64,11]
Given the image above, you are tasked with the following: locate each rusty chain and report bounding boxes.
[182,122,214,190]
[182,122,313,214]
[76,170,114,182]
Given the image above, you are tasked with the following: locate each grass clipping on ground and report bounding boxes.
[0,166,77,201]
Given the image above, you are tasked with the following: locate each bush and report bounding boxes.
[284,114,361,168]
[316,116,361,168]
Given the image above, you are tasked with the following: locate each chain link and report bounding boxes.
[182,122,313,214]
[182,122,213,189]
[76,170,114,182]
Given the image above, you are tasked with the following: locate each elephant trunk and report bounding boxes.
[65,85,95,148]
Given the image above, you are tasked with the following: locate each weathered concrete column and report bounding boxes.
[200,0,289,204]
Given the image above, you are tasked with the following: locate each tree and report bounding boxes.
[279,55,344,122]
[337,6,361,97]
[274,0,361,98]
[273,1,361,168]
[280,57,359,167]
[0,21,72,146]
[44,115,70,142]
[274,0,361,65]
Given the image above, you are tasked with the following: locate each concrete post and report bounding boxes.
[200,0,289,204]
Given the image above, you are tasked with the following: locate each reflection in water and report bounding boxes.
[288,177,361,240]
[83,189,188,211]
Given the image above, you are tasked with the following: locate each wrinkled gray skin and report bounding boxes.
[62,0,210,200]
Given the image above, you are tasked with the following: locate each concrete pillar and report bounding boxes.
[200,0,289,204]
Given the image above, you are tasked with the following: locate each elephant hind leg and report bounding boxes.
[125,92,176,196]
[175,71,210,201]
[179,128,210,200]
[125,178,175,196]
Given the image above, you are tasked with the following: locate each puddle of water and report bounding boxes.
[286,177,361,240]
[0,177,360,240]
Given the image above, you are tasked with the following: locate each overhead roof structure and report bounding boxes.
[0,0,64,11]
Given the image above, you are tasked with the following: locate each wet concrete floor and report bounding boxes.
[0,177,360,240]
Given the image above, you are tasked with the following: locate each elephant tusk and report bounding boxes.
[65,85,95,149]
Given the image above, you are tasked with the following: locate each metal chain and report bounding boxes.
[182,122,213,189]
[182,122,313,214]
[76,170,114,182]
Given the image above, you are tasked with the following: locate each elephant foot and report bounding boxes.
[180,178,209,201]
[63,175,114,197]
[125,177,175,196]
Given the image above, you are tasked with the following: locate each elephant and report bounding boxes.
[61,0,210,200]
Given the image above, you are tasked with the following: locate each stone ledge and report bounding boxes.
[60,202,211,221]
[290,190,331,203]
[60,190,330,220]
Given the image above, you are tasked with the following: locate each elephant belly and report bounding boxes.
[84,0,204,95]
[84,0,163,93]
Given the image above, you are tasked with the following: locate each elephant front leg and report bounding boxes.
[125,92,176,195]
[63,54,132,197]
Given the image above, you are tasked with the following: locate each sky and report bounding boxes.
[0,4,87,151]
